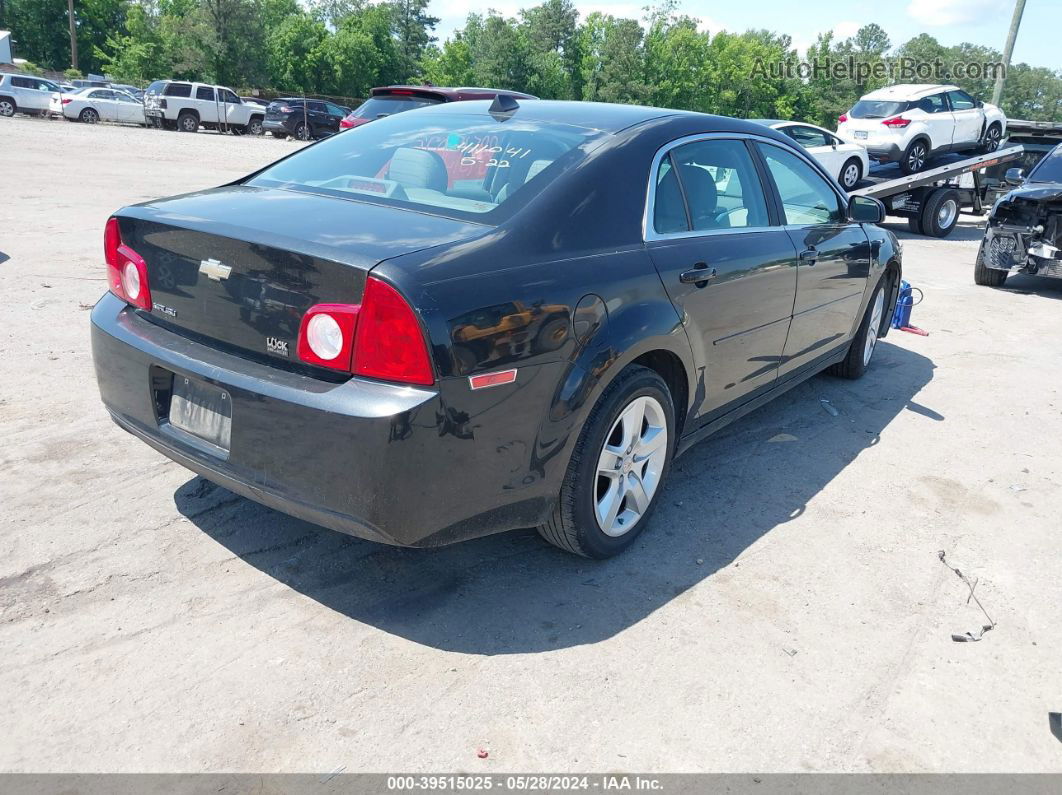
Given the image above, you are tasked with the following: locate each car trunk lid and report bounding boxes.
[115,185,485,368]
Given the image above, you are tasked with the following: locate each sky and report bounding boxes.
[429,0,1060,70]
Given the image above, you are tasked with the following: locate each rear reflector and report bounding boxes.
[353,277,434,385]
[104,217,151,310]
[469,369,517,390]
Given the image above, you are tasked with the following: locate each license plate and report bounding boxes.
[169,375,231,452]
[854,131,868,140]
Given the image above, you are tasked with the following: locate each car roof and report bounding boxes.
[412,98,785,137]
[861,83,960,101]
[371,85,538,101]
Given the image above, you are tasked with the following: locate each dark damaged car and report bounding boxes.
[976,142,1062,286]
[91,98,901,559]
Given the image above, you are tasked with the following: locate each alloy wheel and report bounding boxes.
[907,144,926,172]
[0,100,14,117]
[842,163,860,189]
[81,108,98,124]
[984,127,1001,152]
[937,198,958,231]
[863,288,885,366]
[249,119,263,135]
[595,395,668,537]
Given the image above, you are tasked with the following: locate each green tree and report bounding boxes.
[389,0,438,80]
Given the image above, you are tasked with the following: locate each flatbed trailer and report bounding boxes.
[848,145,1024,237]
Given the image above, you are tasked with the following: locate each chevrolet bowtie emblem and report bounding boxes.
[199,258,232,281]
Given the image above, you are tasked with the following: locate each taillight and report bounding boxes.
[838,113,848,123]
[104,217,152,310]
[62,97,74,105]
[278,105,292,113]
[882,116,911,128]
[295,276,434,385]
[296,304,359,370]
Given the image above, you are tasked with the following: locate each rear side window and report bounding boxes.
[11,77,35,89]
[654,139,769,233]
[164,83,192,98]
[916,94,949,114]
[850,100,909,119]
[757,143,844,225]
[196,86,215,101]
[247,112,602,220]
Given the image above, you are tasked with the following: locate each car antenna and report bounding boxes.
[489,94,520,115]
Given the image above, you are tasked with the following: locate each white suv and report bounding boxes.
[837,84,1007,174]
[143,80,264,135]
[0,74,65,118]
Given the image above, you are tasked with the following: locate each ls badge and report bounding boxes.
[199,258,232,281]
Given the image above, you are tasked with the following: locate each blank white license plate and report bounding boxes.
[169,375,231,452]
[854,130,868,140]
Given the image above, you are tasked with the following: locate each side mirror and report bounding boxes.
[976,100,984,108]
[1005,167,1026,185]
[848,195,885,224]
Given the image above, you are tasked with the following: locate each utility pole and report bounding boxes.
[991,0,1026,106]
[67,0,78,70]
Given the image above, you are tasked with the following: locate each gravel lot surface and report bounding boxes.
[1,114,1060,773]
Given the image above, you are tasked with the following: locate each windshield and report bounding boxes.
[850,100,910,119]
[247,112,603,220]
[352,94,444,119]
[1028,147,1062,183]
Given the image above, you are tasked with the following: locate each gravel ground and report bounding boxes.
[1,114,1060,773]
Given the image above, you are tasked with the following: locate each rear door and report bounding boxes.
[645,135,797,420]
[324,102,346,135]
[914,92,954,150]
[947,89,982,147]
[195,84,219,123]
[11,76,51,112]
[753,141,872,378]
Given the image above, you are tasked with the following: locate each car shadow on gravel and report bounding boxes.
[884,217,985,243]
[176,340,935,655]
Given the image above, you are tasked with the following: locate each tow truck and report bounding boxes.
[848,145,1024,237]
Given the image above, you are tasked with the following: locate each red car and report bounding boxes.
[339,85,537,130]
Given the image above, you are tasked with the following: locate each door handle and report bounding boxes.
[679,263,717,285]
[798,247,818,265]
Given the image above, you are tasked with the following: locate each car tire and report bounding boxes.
[0,97,16,117]
[247,116,264,136]
[920,189,960,238]
[980,123,1002,154]
[537,365,676,558]
[270,131,288,139]
[827,276,888,380]
[294,122,309,141]
[79,107,99,124]
[899,139,929,174]
[839,158,862,190]
[177,111,198,132]
[974,241,1009,287]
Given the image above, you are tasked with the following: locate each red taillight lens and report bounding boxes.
[296,304,359,371]
[104,217,152,310]
[62,97,74,105]
[296,277,434,385]
[838,113,848,123]
[354,277,434,385]
[882,116,911,128]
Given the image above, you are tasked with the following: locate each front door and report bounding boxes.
[645,136,797,420]
[753,141,872,378]
[947,89,982,147]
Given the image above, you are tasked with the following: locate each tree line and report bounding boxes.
[2,0,1060,124]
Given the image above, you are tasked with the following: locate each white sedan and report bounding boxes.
[755,119,871,190]
[51,88,146,126]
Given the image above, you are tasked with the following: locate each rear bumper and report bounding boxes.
[866,142,903,161]
[90,292,549,547]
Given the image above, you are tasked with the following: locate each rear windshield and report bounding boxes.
[352,94,444,119]
[850,100,910,119]
[247,112,603,221]
[1028,147,1062,183]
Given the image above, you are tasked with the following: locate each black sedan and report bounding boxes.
[91,98,901,558]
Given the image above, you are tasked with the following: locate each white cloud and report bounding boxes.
[832,20,861,40]
[906,0,998,27]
